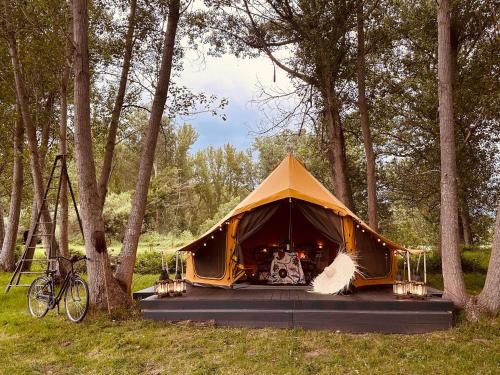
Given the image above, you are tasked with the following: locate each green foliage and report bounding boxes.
[191,144,255,229]
[198,196,240,235]
[382,204,438,247]
[134,248,190,275]
[134,250,170,275]
[102,192,132,240]
[425,247,491,275]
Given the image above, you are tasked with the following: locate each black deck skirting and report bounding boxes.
[136,285,454,333]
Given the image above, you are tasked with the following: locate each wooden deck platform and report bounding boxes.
[135,284,455,334]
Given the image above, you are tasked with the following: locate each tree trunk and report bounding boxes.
[22,197,39,271]
[3,0,58,262]
[59,58,71,261]
[72,0,130,308]
[437,0,468,307]
[356,0,378,231]
[0,111,24,272]
[115,0,181,294]
[38,93,56,255]
[460,199,473,246]
[97,0,137,209]
[324,91,355,212]
[477,201,500,314]
[0,198,4,249]
[39,93,55,170]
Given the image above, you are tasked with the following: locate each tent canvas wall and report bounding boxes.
[179,154,403,288]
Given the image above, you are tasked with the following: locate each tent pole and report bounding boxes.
[406,251,411,282]
[423,251,427,284]
[288,197,292,251]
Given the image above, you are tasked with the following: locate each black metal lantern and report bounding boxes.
[173,251,187,296]
[393,272,406,297]
[410,274,427,298]
[394,249,429,299]
[155,251,173,298]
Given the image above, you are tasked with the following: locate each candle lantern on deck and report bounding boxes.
[393,273,406,297]
[393,250,412,298]
[393,249,429,299]
[155,251,173,298]
[411,274,427,298]
[173,251,187,296]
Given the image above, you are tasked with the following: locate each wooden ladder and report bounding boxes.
[5,155,83,292]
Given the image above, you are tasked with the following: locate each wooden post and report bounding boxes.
[406,251,411,282]
[424,251,427,284]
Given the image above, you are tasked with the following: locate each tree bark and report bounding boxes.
[477,201,500,314]
[3,0,58,263]
[72,0,130,308]
[22,197,39,271]
[437,0,468,307]
[324,91,355,212]
[115,0,181,293]
[39,93,56,255]
[356,0,378,230]
[0,111,24,272]
[459,200,473,246]
[0,198,4,249]
[39,93,55,170]
[59,58,71,260]
[97,0,137,209]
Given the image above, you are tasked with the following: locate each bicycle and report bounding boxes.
[27,255,90,323]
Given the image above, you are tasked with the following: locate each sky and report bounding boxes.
[176,51,294,152]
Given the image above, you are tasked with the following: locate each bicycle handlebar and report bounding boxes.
[51,255,89,263]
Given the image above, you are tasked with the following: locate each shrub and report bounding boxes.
[102,192,132,240]
[424,248,490,274]
[134,250,178,275]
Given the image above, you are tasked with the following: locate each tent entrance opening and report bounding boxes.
[236,199,343,285]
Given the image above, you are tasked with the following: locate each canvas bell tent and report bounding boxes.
[179,154,404,288]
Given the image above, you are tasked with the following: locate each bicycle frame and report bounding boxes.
[44,257,83,309]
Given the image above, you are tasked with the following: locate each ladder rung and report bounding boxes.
[8,284,32,287]
[37,233,53,237]
[19,259,57,262]
[20,271,46,274]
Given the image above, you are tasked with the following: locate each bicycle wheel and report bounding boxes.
[27,276,51,318]
[64,276,89,323]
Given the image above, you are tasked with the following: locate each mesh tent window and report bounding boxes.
[354,227,391,278]
[193,226,227,279]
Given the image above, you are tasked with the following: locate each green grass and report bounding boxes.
[0,272,498,374]
[66,239,179,257]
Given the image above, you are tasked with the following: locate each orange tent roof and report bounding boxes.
[231,154,351,216]
[178,154,402,251]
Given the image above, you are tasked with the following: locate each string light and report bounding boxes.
[210,235,214,239]
[203,243,207,246]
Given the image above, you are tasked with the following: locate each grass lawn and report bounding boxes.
[0,272,498,374]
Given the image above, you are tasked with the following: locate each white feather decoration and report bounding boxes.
[311,251,358,295]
